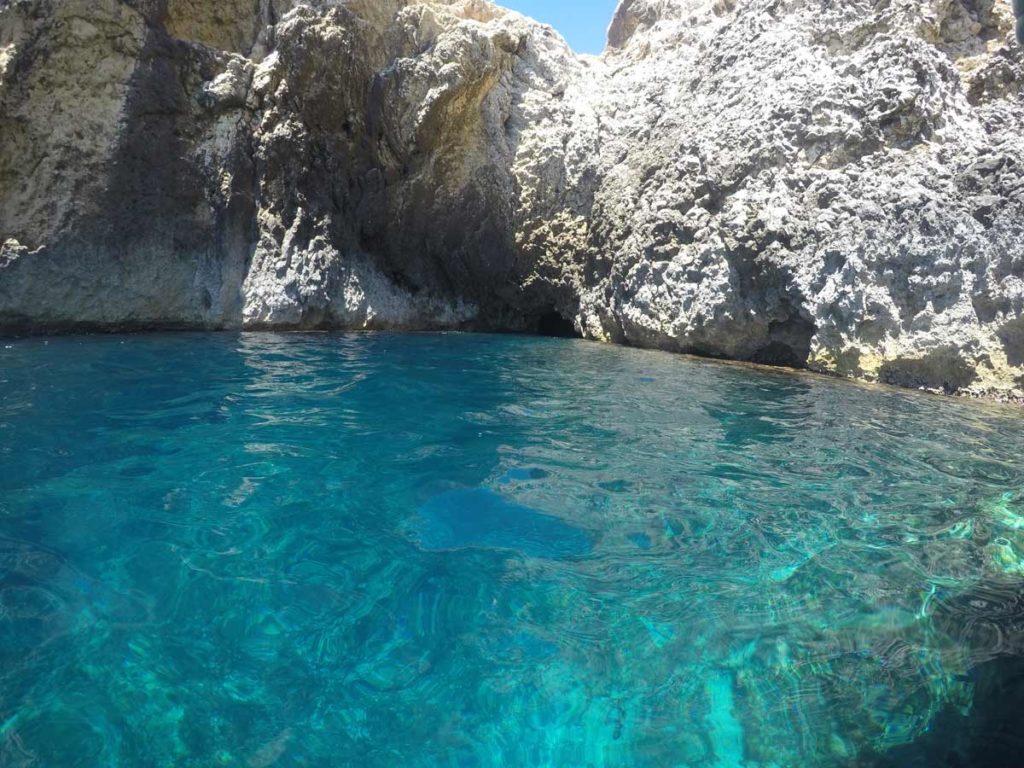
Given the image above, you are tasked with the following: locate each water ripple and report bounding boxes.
[0,333,1023,766]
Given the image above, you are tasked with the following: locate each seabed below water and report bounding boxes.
[0,332,1022,766]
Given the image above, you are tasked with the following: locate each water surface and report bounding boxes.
[1,333,1023,766]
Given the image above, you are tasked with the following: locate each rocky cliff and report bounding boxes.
[2,0,1024,399]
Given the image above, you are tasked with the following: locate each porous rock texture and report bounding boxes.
[2,0,1024,399]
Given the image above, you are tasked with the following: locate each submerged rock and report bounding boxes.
[413,488,593,558]
[2,0,1024,399]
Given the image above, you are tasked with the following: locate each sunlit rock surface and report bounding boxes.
[2,0,1024,398]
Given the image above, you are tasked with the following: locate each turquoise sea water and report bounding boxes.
[1,333,1023,767]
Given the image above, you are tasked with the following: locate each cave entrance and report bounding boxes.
[535,309,581,338]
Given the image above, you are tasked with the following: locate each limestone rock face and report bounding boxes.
[2,0,1024,398]
[570,0,1024,398]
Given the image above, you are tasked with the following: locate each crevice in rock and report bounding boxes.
[997,317,1024,367]
[534,308,580,338]
[749,338,808,368]
[723,240,816,369]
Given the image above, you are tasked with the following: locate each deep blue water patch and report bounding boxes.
[0,332,1023,766]
[627,531,652,550]
[413,488,593,558]
[497,466,551,484]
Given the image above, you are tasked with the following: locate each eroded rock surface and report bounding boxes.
[2,0,1024,398]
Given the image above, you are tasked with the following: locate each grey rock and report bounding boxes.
[2,0,1024,399]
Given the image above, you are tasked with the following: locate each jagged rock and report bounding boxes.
[1,0,1024,399]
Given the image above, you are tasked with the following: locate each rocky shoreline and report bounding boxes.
[2,0,1024,400]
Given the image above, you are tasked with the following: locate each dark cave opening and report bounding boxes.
[535,309,581,338]
[748,341,809,369]
[748,314,816,369]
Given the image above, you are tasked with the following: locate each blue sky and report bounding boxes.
[500,0,620,54]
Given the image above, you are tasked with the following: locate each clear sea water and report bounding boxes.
[1,333,1023,767]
